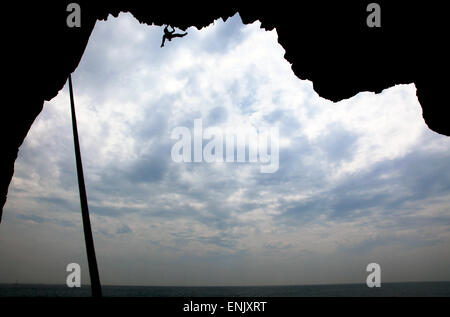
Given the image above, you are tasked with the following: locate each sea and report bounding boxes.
[1,282,449,297]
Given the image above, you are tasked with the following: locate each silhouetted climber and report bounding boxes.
[161,25,187,47]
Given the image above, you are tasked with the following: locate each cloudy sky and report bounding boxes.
[1,13,450,287]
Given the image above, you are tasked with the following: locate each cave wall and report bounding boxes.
[2,1,448,220]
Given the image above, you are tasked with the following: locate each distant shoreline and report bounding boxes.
[1,281,450,297]
[2,280,450,288]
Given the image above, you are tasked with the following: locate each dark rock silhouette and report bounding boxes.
[1,1,448,220]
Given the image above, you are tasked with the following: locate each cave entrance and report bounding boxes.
[2,12,450,294]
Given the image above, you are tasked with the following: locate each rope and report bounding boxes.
[68,74,102,297]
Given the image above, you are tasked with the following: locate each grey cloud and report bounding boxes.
[196,14,246,54]
[89,205,142,218]
[126,154,169,184]
[207,106,228,125]
[339,234,444,255]
[276,146,450,236]
[16,214,75,228]
[316,123,358,163]
[117,224,133,234]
